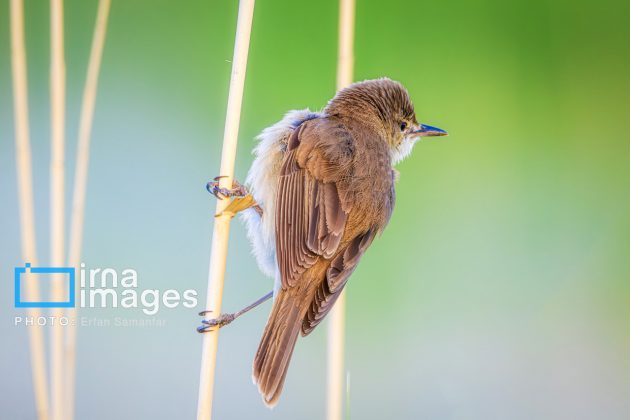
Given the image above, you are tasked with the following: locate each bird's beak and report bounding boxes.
[410,124,448,137]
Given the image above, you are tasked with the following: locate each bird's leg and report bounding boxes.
[197,291,273,333]
[206,176,263,217]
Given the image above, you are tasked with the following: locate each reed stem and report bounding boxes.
[10,0,50,418]
[49,1,66,419]
[64,1,111,418]
[327,0,355,419]
[196,1,256,419]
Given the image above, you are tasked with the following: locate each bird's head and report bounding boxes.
[324,78,447,164]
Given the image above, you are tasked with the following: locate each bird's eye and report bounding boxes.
[400,122,407,131]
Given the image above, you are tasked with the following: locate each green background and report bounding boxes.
[1,0,629,418]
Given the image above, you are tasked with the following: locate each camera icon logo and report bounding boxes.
[14,263,75,308]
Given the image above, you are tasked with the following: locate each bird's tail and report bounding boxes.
[252,290,303,407]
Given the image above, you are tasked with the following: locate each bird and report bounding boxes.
[200,78,447,406]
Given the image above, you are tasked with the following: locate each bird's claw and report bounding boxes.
[197,313,235,333]
[206,176,248,200]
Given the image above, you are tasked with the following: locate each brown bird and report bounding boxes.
[201,78,446,406]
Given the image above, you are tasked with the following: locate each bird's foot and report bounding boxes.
[206,176,248,200]
[195,292,272,333]
[206,176,263,218]
[197,312,236,333]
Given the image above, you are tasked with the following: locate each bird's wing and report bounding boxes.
[254,119,386,402]
[275,121,354,288]
[301,227,376,335]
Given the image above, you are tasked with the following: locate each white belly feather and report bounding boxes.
[240,109,319,293]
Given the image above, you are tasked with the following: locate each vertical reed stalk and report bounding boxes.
[10,1,50,418]
[49,1,66,419]
[196,1,256,419]
[327,0,355,419]
[64,1,111,418]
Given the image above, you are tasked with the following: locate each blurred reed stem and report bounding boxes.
[49,0,66,419]
[10,0,50,418]
[327,1,355,419]
[64,1,112,419]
